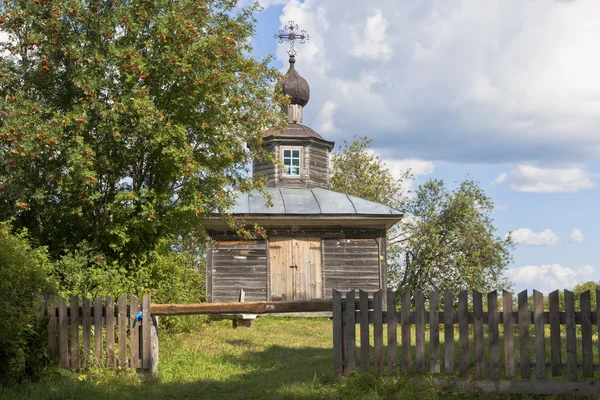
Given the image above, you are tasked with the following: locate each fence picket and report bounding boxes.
[332,289,343,376]
[130,295,140,368]
[346,290,357,373]
[59,296,68,368]
[549,290,561,376]
[106,296,115,368]
[46,296,57,363]
[359,290,370,372]
[94,296,103,365]
[533,290,546,379]
[503,290,515,377]
[82,297,91,367]
[488,291,499,379]
[459,291,469,378]
[429,290,440,373]
[373,290,384,373]
[444,291,454,374]
[387,290,398,372]
[518,290,530,379]
[473,291,484,379]
[118,295,128,368]
[401,290,412,372]
[580,291,593,377]
[565,290,577,382]
[415,291,425,372]
[70,295,80,369]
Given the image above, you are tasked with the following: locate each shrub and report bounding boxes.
[0,221,55,385]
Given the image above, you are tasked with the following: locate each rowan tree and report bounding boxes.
[0,0,285,264]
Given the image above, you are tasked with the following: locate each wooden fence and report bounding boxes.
[45,294,159,376]
[333,289,600,395]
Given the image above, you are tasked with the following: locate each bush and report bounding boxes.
[0,221,55,385]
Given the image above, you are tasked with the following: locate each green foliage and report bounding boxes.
[0,220,55,385]
[0,0,284,265]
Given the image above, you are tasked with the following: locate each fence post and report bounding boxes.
[82,297,91,367]
[70,295,80,369]
[46,295,57,364]
[565,290,577,381]
[503,290,515,377]
[549,290,561,376]
[59,296,68,368]
[488,291,499,379]
[373,290,384,373]
[130,295,140,368]
[388,290,398,373]
[142,294,152,372]
[444,291,454,374]
[533,290,546,379]
[332,289,343,377]
[346,290,356,373]
[359,290,370,372]
[458,290,469,378]
[151,315,159,378]
[473,291,484,380]
[401,290,412,373]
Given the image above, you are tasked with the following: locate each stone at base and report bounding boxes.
[233,319,253,328]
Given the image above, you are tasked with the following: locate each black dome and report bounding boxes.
[279,56,310,107]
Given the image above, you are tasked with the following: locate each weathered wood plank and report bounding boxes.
[47,296,57,363]
[118,294,128,368]
[533,290,546,379]
[518,290,530,379]
[359,290,370,372]
[415,290,425,372]
[333,289,343,376]
[387,290,398,373]
[565,290,577,381]
[503,290,515,377]
[580,290,593,377]
[59,296,68,368]
[473,291,484,379]
[549,290,561,376]
[488,291,499,379]
[401,290,412,373]
[130,295,140,369]
[346,290,356,373]
[106,295,115,368]
[150,316,159,378]
[373,290,384,373]
[94,296,103,365]
[82,297,91,367]
[444,291,454,374]
[151,300,335,315]
[142,294,151,370]
[70,295,80,369]
[429,290,440,374]
[459,290,469,378]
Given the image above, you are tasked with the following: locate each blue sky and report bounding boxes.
[245,0,600,293]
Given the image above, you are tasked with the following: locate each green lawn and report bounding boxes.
[0,317,598,400]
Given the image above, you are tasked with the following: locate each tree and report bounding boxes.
[0,0,284,265]
[330,137,513,296]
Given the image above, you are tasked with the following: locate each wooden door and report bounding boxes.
[269,237,322,301]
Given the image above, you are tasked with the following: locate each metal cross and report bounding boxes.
[274,21,309,57]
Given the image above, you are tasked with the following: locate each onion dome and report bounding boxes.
[279,56,310,107]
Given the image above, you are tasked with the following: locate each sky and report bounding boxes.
[245,0,600,294]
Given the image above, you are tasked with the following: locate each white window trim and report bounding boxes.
[281,147,302,178]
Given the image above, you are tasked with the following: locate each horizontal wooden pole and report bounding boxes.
[421,378,600,395]
[150,300,336,316]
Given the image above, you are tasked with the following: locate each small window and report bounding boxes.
[282,148,301,176]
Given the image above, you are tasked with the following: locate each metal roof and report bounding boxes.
[230,187,402,216]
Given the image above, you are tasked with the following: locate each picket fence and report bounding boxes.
[332,289,600,394]
[45,294,158,376]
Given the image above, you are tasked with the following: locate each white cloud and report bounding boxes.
[275,0,600,164]
[494,204,508,212]
[510,228,559,246]
[494,165,597,193]
[506,264,595,293]
[569,228,584,243]
[383,158,435,181]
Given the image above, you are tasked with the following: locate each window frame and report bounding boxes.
[281,147,302,178]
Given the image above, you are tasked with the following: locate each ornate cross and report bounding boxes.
[274,21,309,57]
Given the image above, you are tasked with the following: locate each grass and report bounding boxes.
[1,317,599,400]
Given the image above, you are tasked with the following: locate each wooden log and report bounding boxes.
[533,290,546,379]
[70,295,80,369]
[488,291,499,379]
[150,316,159,378]
[401,290,412,373]
[142,294,151,371]
[549,290,561,376]
[82,297,91,367]
[346,290,356,373]
[387,290,398,373]
[473,291,484,379]
[130,295,140,369]
[503,290,515,377]
[458,290,469,378]
[46,296,57,364]
[150,300,336,315]
[415,290,425,372]
[518,290,530,379]
[359,290,370,372]
[444,291,454,374]
[333,289,343,376]
[106,295,115,368]
[564,290,577,381]
[94,296,103,365]
[118,295,127,368]
[429,290,440,374]
[59,296,68,368]
[373,290,384,373]
[580,290,593,377]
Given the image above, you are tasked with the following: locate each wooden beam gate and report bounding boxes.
[332,289,600,395]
